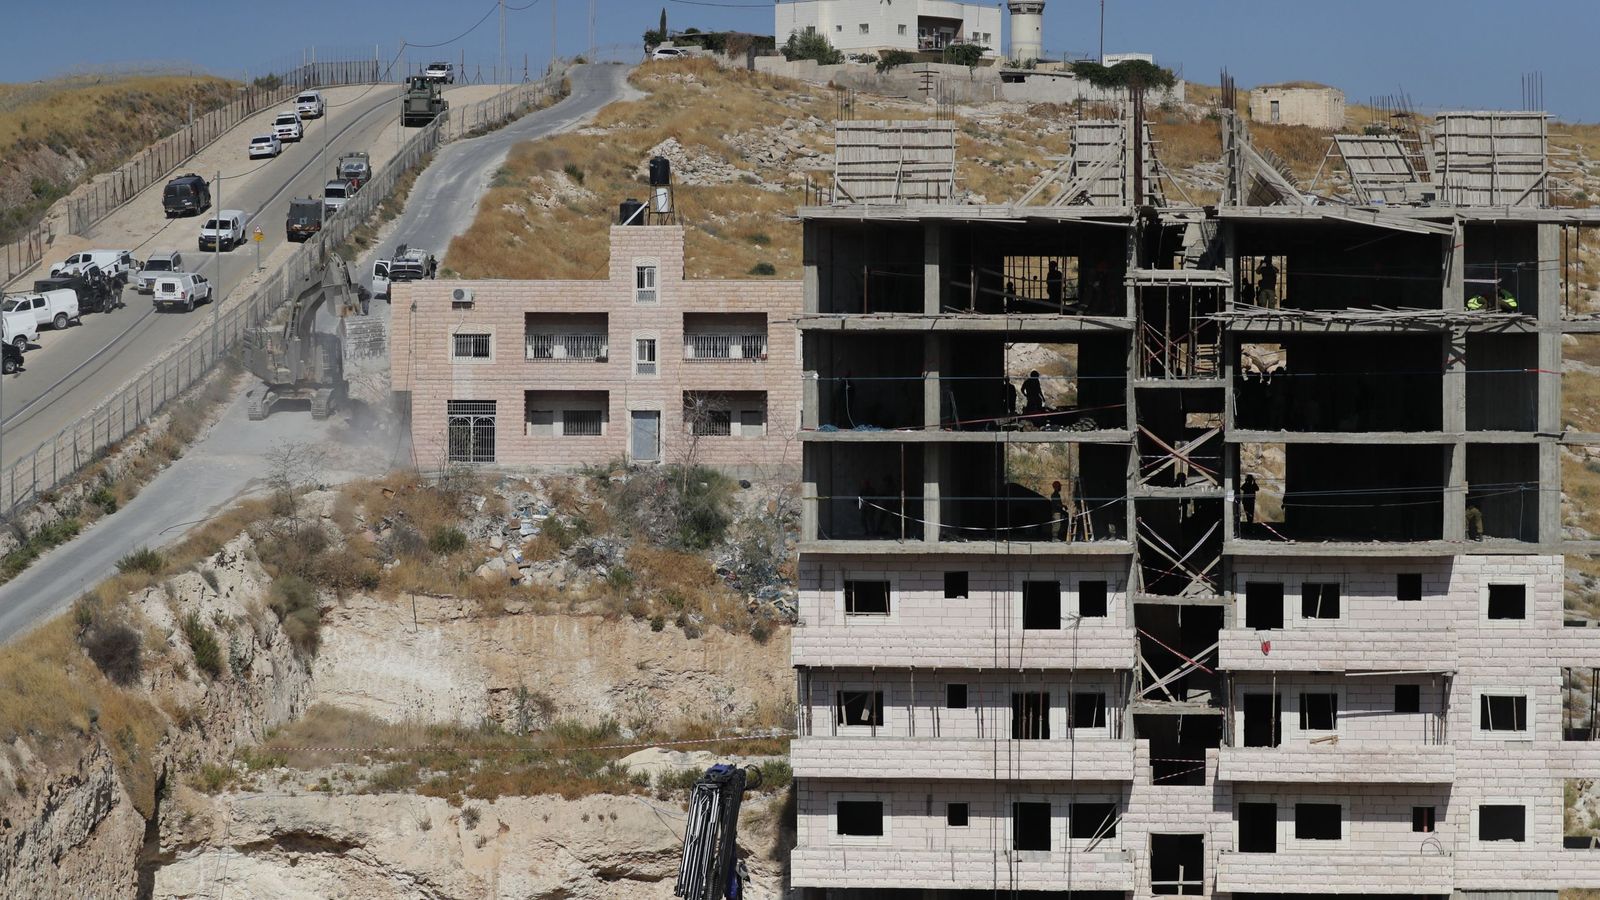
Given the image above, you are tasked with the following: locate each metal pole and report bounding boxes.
[213,169,222,359]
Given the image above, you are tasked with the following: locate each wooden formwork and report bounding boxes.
[831,119,957,204]
[1433,110,1549,207]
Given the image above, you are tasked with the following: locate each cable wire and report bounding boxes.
[405,1,503,48]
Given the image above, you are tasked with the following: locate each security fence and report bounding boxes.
[0,71,566,516]
[62,58,389,238]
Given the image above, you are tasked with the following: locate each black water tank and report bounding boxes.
[619,198,646,225]
[648,156,671,187]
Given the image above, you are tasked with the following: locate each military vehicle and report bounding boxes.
[243,256,363,420]
[400,75,448,127]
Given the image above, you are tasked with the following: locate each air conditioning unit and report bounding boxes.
[451,287,474,307]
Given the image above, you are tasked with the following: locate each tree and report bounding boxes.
[876,49,914,73]
[1070,59,1177,90]
[944,43,987,69]
[781,31,844,65]
[660,8,667,39]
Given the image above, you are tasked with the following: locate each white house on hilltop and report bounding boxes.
[776,0,1003,58]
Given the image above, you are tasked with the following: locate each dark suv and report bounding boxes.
[34,267,122,314]
[163,173,211,218]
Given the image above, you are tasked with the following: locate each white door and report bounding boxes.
[630,411,660,462]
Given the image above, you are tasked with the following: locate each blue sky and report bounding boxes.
[3,0,1596,121]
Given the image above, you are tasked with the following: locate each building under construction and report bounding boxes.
[788,94,1600,897]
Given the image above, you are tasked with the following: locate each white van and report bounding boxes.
[199,210,247,251]
[4,289,79,331]
[152,274,213,312]
[50,249,133,283]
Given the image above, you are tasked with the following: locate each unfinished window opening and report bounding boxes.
[1071,692,1107,730]
[844,580,890,616]
[1466,444,1541,542]
[1413,806,1436,833]
[836,800,883,836]
[999,255,1077,314]
[1022,580,1061,629]
[1012,692,1050,740]
[1487,583,1527,620]
[1468,332,1539,431]
[1298,693,1338,731]
[1395,684,1421,714]
[1012,801,1052,851]
[1238,335,1443,432]
[1479,804,1526,842]
[1563,667,1600,741]
[946,683,968,709]
[1150,833,1205,895]
[1301,582,1341,619]
[1136,714,1219,786]
[947,802,969,827]
[1264,443,1447,542]
[1294,803,1341,840]
[1567,778,1600,847]
[835,690,885,727]
[1236,442,1285,529]
[1238,802,1276,853]
[1564,335,1600,433]
[1480,694,1529,733]
[1398,572,1423,602]
[944,571,968,599]
[949,441,1127,541]
[1245,581,1285,630]
[1242,693,1282,747]
[1071,802,1118,840]
[1079,580,1108,618]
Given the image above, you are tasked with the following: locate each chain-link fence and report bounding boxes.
[0,224,54,290]
[0,72,566,516]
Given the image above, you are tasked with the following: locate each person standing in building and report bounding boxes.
[1466,503,1485,541]
[1256,257,1279,307]
[1002,376,1018,420]
[1022,370,1045,416]
[1004,279,1017,314]
[1240,474,1259,528]
[1046,260,1064,311]
[1050,480,1070,541]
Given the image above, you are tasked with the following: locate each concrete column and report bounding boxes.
[1444,442,1466,542]
[1537,223,1562,435]
[1540,441,1561,546]
[1442,223,1464,311]
[924,222,943,315]
[801,452,819,541]
[802,221,821,314]
[924,333,943,429]
[1222,223,1238,310]
[1222,331,1237,543]
[924,443,942,544]
[1442,327,1467,434]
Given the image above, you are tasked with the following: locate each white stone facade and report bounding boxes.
[776,0,1003,58]
[1248,85,1346,129]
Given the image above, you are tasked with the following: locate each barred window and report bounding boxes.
[453,333,490,359]
[693,409,732,436]
[635,265,657,303]
[446,400,496,462]
[564,410,602,437]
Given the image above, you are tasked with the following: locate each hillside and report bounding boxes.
[0,73,238,242]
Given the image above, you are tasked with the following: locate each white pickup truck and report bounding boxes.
[50,249,133,284]
[199,210,247,252]
[152,274,213,313]
[273,111,303,142]
[2,306,39,350]
[295,90,325,119]
[4,288,79,331]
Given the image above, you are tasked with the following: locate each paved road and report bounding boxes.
[0,82,496,469]
[0,64,635,645]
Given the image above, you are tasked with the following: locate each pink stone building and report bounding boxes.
[390,225,801,473]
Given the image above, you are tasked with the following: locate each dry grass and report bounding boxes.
[0,615,166,816]
[249,704,789,803]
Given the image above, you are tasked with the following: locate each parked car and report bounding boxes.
[136,251,184,293]
[295,90,325,119]
[199,210,247,251]
[33,268,121,314]
[1,342,21,375]
[151,274,212,312]
[4,288,79,331]
[423,61,455,84]
[2,306,39,351]
[163,173,211,217]
[249,134,282,159]
[651,46,688,60]
[50,249,132,284]
[323,179,354,214]
[273,111,303,142]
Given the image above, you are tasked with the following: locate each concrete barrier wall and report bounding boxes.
[754,57,1185,106]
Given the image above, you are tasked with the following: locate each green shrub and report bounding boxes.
[757,758,792,790]
[747,262,776,276]
[83,622,143,685]
[428,526,467,555]
[182,612,223,679]
[88,485,117,514]
[268,575,321,657]
[117,547,165,576]
[943,43,987,68]
[781,31,843,65]
[1069,58,1177,89]
[563,163,585,184]
[876,50,913,73]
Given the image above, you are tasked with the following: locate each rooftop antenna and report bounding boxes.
[1098,0,1105,63]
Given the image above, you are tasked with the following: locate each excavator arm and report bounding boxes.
[675,764,761,900]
